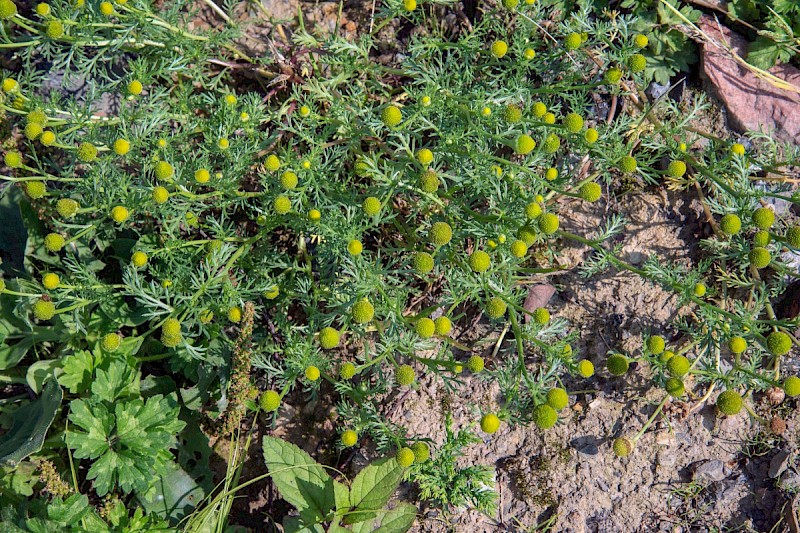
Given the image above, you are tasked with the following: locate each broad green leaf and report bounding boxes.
[262,436,335,524]
[137,463,205,524]
[0,338,35,371]
[47,494,92,524]
[0,379,63,466]
[0,187,29,276]
[66,399,114,459]
[282,517,325,533]
[372,504,416,533]
[747,36,791,69]
[26,359,61,394]
[58,350,96,394]
[334,479,350,512]
[344,458,404,525]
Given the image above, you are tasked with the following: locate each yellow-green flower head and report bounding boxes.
[1,77,18,92]
[502,0,519,7]
[154,161,174,180]
[561,344,573,359]
[491,40,508,59]
[716,390,742,416]
[347,239,363,256]
[767,331,792,356]
[228,306,242,323]
[111,205,129,223]
[403,0,416,11]
[199,309,214,324]
[469,250,491,273]
[416,317,435,338]
[416,148,434,166]
[579,182,602,202]
[77,142,97,162]
[515,134,536,155]
[44,233,65,252]
[434,316,452,336]
[532,404,558,429]
[666,160,686,178]
[319,327,340,349]
[787,226,800,248]
[523,48,536,60]
[748,247,771,269]
[503,104,522,123]
[429,221,452,247]
[420,95,431,107]
[5,151,23,168]
[274,195,291,215]
[0,279,6,292]
[99,332,121,352]
[279,171,299,190]
[412,251,434,274]
[127,79,143,95]
[363,196,381,216]
[396,364,415,386]
[304,365,320,381]
[646,335,665,355]
[658,350,674,364]
[584,128,599,144]
[546,388,569,411]
[42,272,59,290]
[752,207,775,230]
[265,154,281,172]
[619,155,637,173]
[480,105,492,117]
[298,105,310,117]
[341,429,358,447]
[307,209,321,222]
[577,359,594,377]
[525,202,543,219]
[532,101,547,118]
[753,231,770,247]
[627,53,646,73]
[0,0,18,19]
[112,138,130,156]
[33,298,56,321]
[604,67,623,84]
[40,130,56,146]
[517,225,537,246]
[563,112,584,133]
[418,169,440,193]
[719,213,741,235]
[634,34,649,48]
[665,377,685,397]
[532,307,550,325]
[162,317,181,337]
[510,239,528,258]
[152,186,169,204]
[480,413,501,434]
[351,298,375,324]
[260,390,281,412]
[396,447,415,467]
[339,362,357,380]
[466,355,484,373]
[543,112,556,125]
[224,93,237,106]
[606,354,629,376]
[538,213,559,235]
[543,133,561,154]
[24,123,43,141]
[666,354,690,377]
[731,143,745,156]
[45,19,64,38]
[131,251,148,268]
[564,32,582,51]
[411,441,430,462]
[693,282,706,297]
[612,437,633,457]
[486,297,507,319]
[728,336,747,354]
[783,376,800,397]
[193,169,210,184]
[25,180,46,199]
[381,105,402,127]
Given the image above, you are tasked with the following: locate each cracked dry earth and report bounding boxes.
[383,191,799,533]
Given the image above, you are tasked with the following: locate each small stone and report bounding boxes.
[693,459,727,483]
[769,450,791,478]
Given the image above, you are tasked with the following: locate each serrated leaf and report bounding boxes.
[372,504,417,533]
[0,379,63,466]
[747,36,791,69]
[47,494,92,524]
[262,436,335,524]
[91,358,140,402]
[58,350,96,394]
[343,458,404,525]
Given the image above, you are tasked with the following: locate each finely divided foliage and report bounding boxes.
[0,0,799,530]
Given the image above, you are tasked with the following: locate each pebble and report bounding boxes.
[693,459,728,483]
[769,449,791,478]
